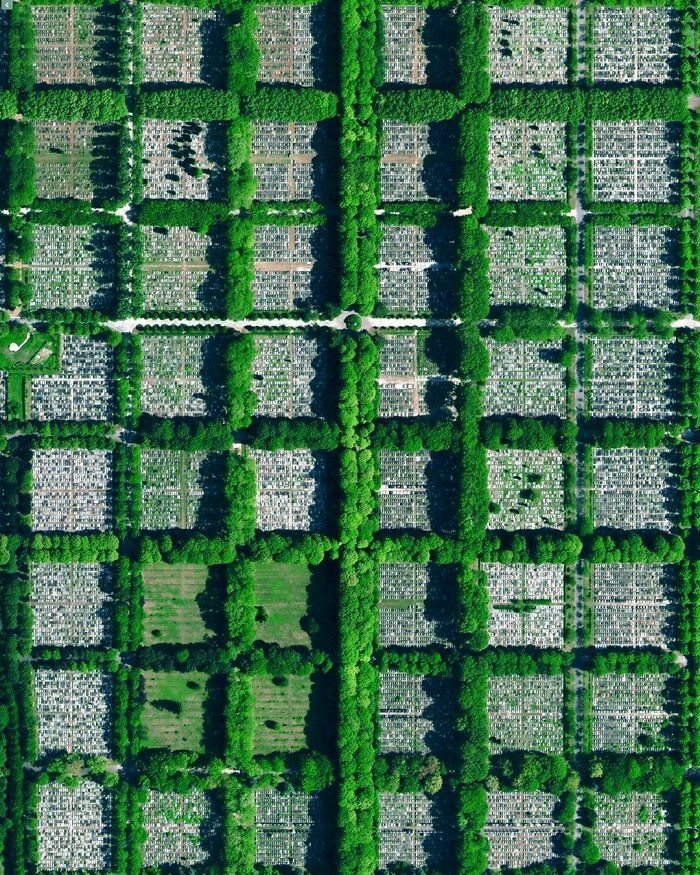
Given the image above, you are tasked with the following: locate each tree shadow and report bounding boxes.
[92,5,121,85]
[424,6,459,90]
[310,120,338,204]
[201,672,226,757]
[89,123,122,203]
[425,452,458,535]
[200,336,228,419]
[195,565,227,640]
[199,14,229,88]
[304,671,336,756]
[194,452,228,534]
[304,561,337,654]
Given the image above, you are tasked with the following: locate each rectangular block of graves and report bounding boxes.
[382,5,427,84]
[252,122,320,201]
[255,790,325,870]
[593,793,670,868]
[378,331,456,419]
[483,563,564,648]
[32,449,113,532]
[140,335,211,418]
[141,226,222,313]
[378,224,453,313]
[379,793,443,869]
[379,563,454,647]
[590,673,674,753]
[140,449,220,530]
[142,120,226,200]
[253,224,323,311]
[489,6,568,84]
[33,4,119,86]
[593,8,680,84]
[484,338,567,418]
[487,449,565,530]
[34,121,121,201]
[488,675,564,753]
[484,792,560,870]
[257,4,325,86]
[487,225,567,308]
[379,671,447,755]
[489,120,568,201]
[252,448,329,531]
[379,450,457,533]
[143,790,219,867]
[35,669,112,756]
[141,4,226,85]
[252,334,329,418]
[38,781,112,871]
[381,122,432,201]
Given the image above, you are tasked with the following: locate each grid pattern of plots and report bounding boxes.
[593,8,680,84]
[252,334,327,418]
[141,5,223,84]
[382,5,427,84]
[252,122,318,201]
[594,793,670,868]
[486,225,568,308]
[488,120,567,201]
[485,792,560,870]
[256,5,321,87]
[32,5,105,86]
[140,335,208,418]
[591,564,673,649]
[379,671,445,754]
[35,669,112,756]
[590,673,673,753]
[38,782,112,872]
[488,675,563,754]
[379,793,441,869]
[381,122,432,202]
[253,224,318,311]
[31,449,113,532]
[255,790,325,870]
[377,224,449,313]
[488,7,568,84]
[379,563,453,648]
[143,790,217,867]
[141,226,219,313]
[483,563,564,648]
[140,449,213,530]
[31,563,112,648]
[252,448,328,531]
[483,338,566,418]
[378,332,455,419]
[142,119,224,200]
[487,449,565,531]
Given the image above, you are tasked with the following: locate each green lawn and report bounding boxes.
[252,675,311,754]
[142,671,207,752]
[0,326,59,372]
[142,563,212,646]
[253,562,311,647]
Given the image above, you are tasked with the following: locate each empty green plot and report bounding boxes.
[253,675,311,754]
[142,563,212,646]
[142,671,207,752]
[253,562,311,647]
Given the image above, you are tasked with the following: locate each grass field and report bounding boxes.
[142,671,207,752]
[252,675,311,754]
[0,326,59,372]
[253,562,311,647]
[142,563,212,646]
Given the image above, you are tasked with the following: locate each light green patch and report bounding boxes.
[252,675,310,754]
[253,561,311,648]
[142,563,211,646]
[142,670,207,752]
[0,326,60,373]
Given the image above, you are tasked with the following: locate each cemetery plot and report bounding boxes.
[593,8,680,84]
[591,121,680,203]
[29,335,113,421]
[488,675,563,754]
[254,562,312,648]
[486,225,567,308]
[141,5,225,86]
[253,224,323,311]
[488,6,568,84]
[34,121,119,201]
[32,4,118,86]
[487,450,565,531]
[382,5,427,85]
[142,670,206,752]
[379,671,447,755]
[30,562,112,648]
[140,334,215,418]
[483,338,567,418]
[0,16,7,83]
[142,563,212,646]
[594,793,670,868]
[379,793,442,870]
[592,448,678,531]
[488,120,568,201]
[32,449,112,532]
[483,563,564,648]
[257,5,324,87]
[141,226,222,313]
[35,669,112,756]
[143,790,219,867]
[252,122,319,201]
[252,334,329,418]
[589,338,677,419]
[140,449,220,530]
[591,564,674,649]
[142,120,226,200]
[30,224,117,311]
[252,449,329,531]
[255,790,326,870]
[379,450,457,533]
[0,372,6,419]
[592,225,679,311]
[38,782,112,872]
[484,791,560,870]
[381,122,432,202]
[377,224,452,313]
[378,563,453,648]
[590,673,674,752]
[252,675,311,754]
[378,331,456,419]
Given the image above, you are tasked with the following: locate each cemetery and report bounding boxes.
[488,675,563,754]
[140,225,221,313]
[34,121,119,201]
[252,448,329,531]
[31,449,113,533]
[141,120,226,200]
[377,224,451,313]
[253,223,321,311]
[484,791,560,870]
[588,337,677,419]
[379,793,441,870]
[381,122,432,202]
[486,225,568,308]
[382,5,427,85]
[254,561,313,648]
[592,7,680,84]
[592,448,678,531]
[252,122,320,201]
[256,4,324,87]
[379,450,456,533]
[591,225,679,311]
[140,449,220,530]
[255,789,326,870]
[590,673,673,753]
[32,4,117,86]
[252,333,328,418]
[141,4,225,85]
[378,562,453,648]
[379,670,447,755]
[252,674,311,754]
[590,564,674,649]
[35,669,112,756]
[488,6,568,84]
[488,120,568,201]
[30,562,113,648]
[593,792,669,868]
[142,789,218,867]
[38,781,112,872]
[29,335,114,422]
[140,334,214,419]
[141,563,212,646]
[487,449,565,530]
[377,331,456,419]
[483,338,567,418]
[30,224,117,312]
[591,121,680,203]
[483,562,564,648]
[142,670,207,752]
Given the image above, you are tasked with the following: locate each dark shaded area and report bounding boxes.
[425,451,459,535]
[88,122,124,203]
[423,6,459,90]
[91,4,122,85]
[201,672,227,757]
[305,670,336,756]
[195,565,228,640]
